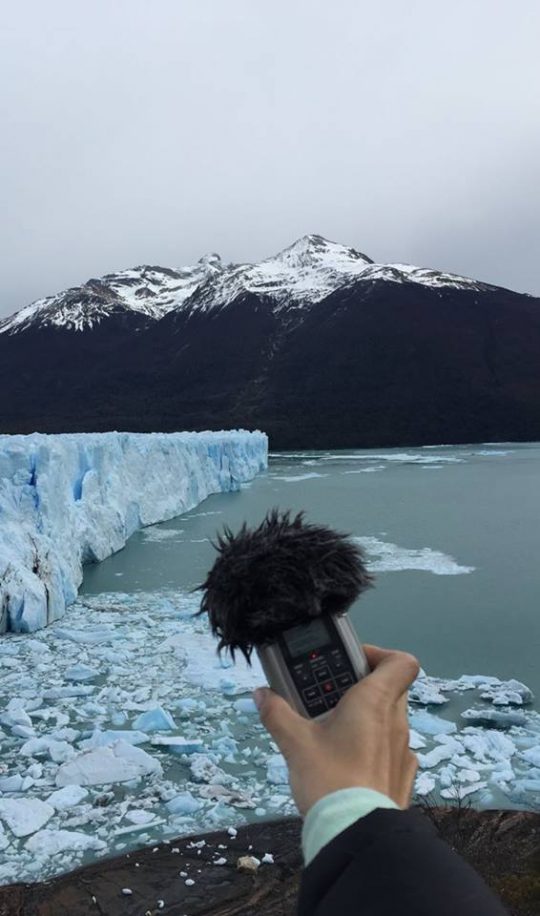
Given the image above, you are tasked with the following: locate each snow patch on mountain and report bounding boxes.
[0,257,224,334]
[0,234,487,334]
[0,430,267,633]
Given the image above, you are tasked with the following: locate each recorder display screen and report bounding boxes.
[282,618,331,658]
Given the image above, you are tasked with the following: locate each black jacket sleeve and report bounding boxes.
[297,807,508,916]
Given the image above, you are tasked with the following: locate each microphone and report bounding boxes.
[198,509,373,719]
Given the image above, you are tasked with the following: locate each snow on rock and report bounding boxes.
[55,740,163,786]
[0,798,54,838]
[0,430,267,633]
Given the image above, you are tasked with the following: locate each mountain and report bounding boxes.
[1,235,539,448]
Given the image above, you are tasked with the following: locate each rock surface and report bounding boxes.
[0,809,538,916]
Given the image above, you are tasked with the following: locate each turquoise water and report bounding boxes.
[82,442,540,701]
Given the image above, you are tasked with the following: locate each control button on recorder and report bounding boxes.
[336,673,354,689]
[325,692,341,709]
[321,680,336,694]
[329,652,346,672]
[313,665,331,681]
[306,699,326,718]
[303,685,321,703]
[293,664,314,686]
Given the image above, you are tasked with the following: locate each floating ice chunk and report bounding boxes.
[458,675,501,688]
[166,792,203,815]
[227,826,238,837]
[0,823,8,851]
[0,798,54,838]
[521,746,540,768]
[20,737,75,763]
[43,685,96,699]
[47,786,89,810]
[11,725,36,739]
[81,728,149,749]
[64,663,100,682]
[125,809,156,825]
[461,708,527,728]
[151,736,205,755]
[219,677,246,696]
[409,679,448,706]
[0,707,33,729]
[480,679,534,707]
[417,745,456,769]
[460,728,516,763]
[440,782,488,800]
[56,740,162,786]
[190,754,230,784]
[133,706,177,732]
[0,775,25,793]
[415,773,436,796]
[507,778,540,802]
[438,765,456,788]
[233,698,258,715]
[25,828,107,855]
[408,729,427,750]
[456,769,482,783]
[408,711,457,736]
[175,697,200,713]
[266,754,288,785]
[54,627,119,644]
[262,853,274,864]
[354,537,474,575]
[212,736,238,759]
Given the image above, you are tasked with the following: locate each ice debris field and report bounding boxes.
[0,430,267,633]
[0,588,539,884]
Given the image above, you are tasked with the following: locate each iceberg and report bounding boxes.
[0,430,267,633]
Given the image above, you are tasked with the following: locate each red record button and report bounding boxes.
[322,680,335,693]
[309,651,319,660]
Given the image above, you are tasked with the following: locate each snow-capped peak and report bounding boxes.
[0,235,488,334]
[270,234,373,270]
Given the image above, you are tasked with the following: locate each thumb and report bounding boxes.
[253,686,307,755]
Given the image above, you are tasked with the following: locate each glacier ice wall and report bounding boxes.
[0,430,267,633]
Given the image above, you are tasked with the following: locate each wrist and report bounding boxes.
[302,787,400,865]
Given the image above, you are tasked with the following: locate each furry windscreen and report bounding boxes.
[198,509,373,662]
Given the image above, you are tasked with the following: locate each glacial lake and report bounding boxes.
[83,442,540,699]
[1,442,539,884]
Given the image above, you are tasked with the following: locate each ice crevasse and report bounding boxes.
[0,430,268,633]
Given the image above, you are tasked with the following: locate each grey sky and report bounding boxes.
[1,0,539,319]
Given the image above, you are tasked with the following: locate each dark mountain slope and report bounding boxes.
[1,233,539,448]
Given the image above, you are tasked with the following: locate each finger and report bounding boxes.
[362,646,420,700]
[253,687,308,755]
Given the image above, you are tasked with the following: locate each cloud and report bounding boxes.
[1,0,539,318]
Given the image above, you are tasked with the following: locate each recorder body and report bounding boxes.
[257,613,369,719]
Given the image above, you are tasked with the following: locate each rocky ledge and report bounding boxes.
[0,808,538,916]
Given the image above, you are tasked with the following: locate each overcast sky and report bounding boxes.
[1,0,539,319]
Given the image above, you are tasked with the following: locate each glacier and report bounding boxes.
[0,430,267,633]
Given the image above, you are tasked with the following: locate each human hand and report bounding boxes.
[254,644,420,816]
